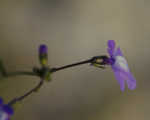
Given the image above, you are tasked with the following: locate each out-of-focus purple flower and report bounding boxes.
[0,97,14,120]
[105,40,136,91]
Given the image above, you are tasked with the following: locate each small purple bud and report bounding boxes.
[39,44,48,54]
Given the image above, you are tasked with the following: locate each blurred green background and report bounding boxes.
[0,0,149,120]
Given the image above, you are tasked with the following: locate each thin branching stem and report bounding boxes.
[6,55,107,107]
[8,79,44,106]
[5,71,38,78]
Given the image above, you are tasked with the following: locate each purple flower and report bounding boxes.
[106,40,136,91]
[0,97,14,120]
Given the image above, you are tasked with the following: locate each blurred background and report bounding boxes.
[0,0,149,120]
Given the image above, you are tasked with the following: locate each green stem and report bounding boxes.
[5,71,38,78]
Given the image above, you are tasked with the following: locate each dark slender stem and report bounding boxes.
[6,59,93,106]
[8,79,44,106]
[50,59,92,73]
[6,55,107,106]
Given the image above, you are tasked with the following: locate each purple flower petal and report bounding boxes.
[125,72,136,90]
[107,48,114,57]
[107,40,116,57]
[0,98,13,120]
[107,40,116,50]
[113,70,125,91]
[112,65,136,91]
[2,105,14,115]
[114,47,123,56]
[0,109,9,120]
